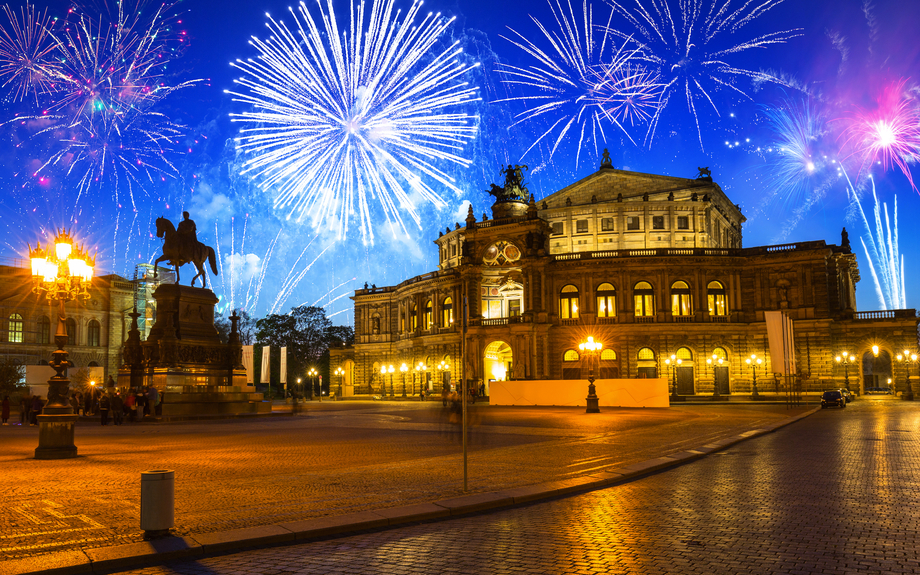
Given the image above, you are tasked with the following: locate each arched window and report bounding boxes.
[634,282,654,317]
[596,283,616,318]
[88,361,99,367]
[560,285,580,319]
[670,281,692,316]
[707,281,727,316]
[8,313,23,343]
[410,303,418,332]
[87,320,101,347]
[423,300,433,330]
[65,318,76,346]
[636,347,657,378]
[442,297,453,327]
[399,311,405,333]
[600,349,617,361]
[38,316,51,344]
[676,347,693,361]
[563,349,580,362]
[637,347,656,360]
[712,347,728,360]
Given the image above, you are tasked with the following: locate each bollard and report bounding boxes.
[140,469,174,538]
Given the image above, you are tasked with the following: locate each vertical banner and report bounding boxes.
[280,347,287,384]
[765,311,796,375]
[261,346,271,383]
[242,345,254,383]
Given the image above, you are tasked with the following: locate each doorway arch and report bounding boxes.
[862,350,892,392]
[484,341,513,396]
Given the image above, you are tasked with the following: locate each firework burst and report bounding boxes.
[2,0,201,207]
[839,78,920,191]
[498,0,662,165]
[606,0,803,149]
[228,0,480,245]
[0,3,59,103]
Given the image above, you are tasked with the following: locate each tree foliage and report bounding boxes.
[0,356,26,400]
[215,309,257,345]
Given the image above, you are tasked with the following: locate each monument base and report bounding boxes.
[35,409,79,459]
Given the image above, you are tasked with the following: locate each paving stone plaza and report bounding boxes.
[105,396,920,574]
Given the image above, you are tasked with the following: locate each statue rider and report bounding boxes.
[177,211,198,249]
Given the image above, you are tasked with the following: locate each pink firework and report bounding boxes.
[840,79,920,191]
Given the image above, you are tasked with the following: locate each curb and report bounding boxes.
[6,406,820,575]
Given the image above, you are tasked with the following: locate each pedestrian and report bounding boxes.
[83,391,92,417]
[1,395,9,424]
[138,390,148,418]
[419,388,425,401]
[126,392,137,422]
[20,396,29,425]
[479,382,485,397]
[31,395,43,425]
[112,393,124,425]
[99,393,110,426]
[147,386,160,417]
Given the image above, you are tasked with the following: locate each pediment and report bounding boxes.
[541,168,719,208]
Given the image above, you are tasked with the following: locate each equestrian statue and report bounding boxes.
[154,212,219,288]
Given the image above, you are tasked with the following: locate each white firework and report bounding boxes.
[228,0,480,244]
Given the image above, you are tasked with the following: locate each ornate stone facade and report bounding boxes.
[331,165,919,399]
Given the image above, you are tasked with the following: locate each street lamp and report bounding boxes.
[334,367,344,399]
[578,336,602,413]
[387,364,395,396]
[834,352,855,391]
[664,354,683,401]
[706,354,724,400]
[307,367,317,400]
[896,350,918,401]
[414,362,427,396]
[745,354,763,398]
[296,377,302,403]
[29,229,94,459]
[400,363,408,397]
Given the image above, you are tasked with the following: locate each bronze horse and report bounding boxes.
[154,217,218,287]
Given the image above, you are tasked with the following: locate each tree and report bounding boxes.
[0,356,26,401]
[215,309,257,345]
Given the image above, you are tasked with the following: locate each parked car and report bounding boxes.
[865,387,892,395]
[839,389,854,403]
[821,390,846,409]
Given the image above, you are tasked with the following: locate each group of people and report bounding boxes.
[74,385,162,426]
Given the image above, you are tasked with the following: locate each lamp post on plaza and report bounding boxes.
[296,378,302,403]
[578,336,602,413]
[307,367,317,400]
[334,367,344,399]
[387,364,395,396]
[834,352,855,391]
[437,361,450,393]
[664,354,682,401]
[400,363,408,397]
[89,380,96,414]
[745,354,763,398]
[896,351,918,401]
[29,229,95,459]
[706,354,724,400]
[415,362,427,396]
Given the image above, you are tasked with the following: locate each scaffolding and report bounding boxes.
[133,264,174,340]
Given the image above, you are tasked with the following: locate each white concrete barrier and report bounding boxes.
[488,378,669,408]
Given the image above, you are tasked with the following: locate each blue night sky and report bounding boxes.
[1,0,918,323]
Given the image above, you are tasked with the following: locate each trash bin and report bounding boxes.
[140,469,174,535]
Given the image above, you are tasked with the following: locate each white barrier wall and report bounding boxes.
[488,378,670,408]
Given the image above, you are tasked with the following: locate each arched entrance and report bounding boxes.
[340,360,355,396]
[484,341,513,396]
[863,350,892,392]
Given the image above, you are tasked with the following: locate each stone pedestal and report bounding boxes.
[35,408,78,459]
[119,284,270,418]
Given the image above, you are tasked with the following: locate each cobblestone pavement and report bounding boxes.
[111,395,920,575]
[0,401,806,562]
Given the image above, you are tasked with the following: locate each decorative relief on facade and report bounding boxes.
[483,241,521,266]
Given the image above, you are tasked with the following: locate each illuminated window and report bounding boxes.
[676,347,693,360]
[671,281,692,316]
[601,218,615,231]
[634,282,654,317]
[38,316,50,344]
[601,349,617,361]
[88,320,101,347]
[424,300,433,330]
[65,318,76,346]
[563,349,580,362]
[707,281,727,316]
[8,313,22,343]
[596,283,616,318]
[712,347,728,360]
[637,347,655,360]
[410,303,418,331]
[560,285,580,319]
[442,297,453,326]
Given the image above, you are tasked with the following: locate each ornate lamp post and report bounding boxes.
[307,367,317,400]
[414,362,427,396]
[400,363,408,397]
[834,352,855,391]
[664,354,682,401]
[896,350,918,400]
[437,361,450,392]
[387,364,395,396]
[745,354,763,398]
[334,367,344,398]
[706,354,724,400]
[578,336,602,413]
[29,229,95,459]
[296,377,302,403]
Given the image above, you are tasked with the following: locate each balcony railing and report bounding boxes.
[709,315,728,323]
[854,309,919,320]
[636,316,655,323]
[673,315,693,323]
